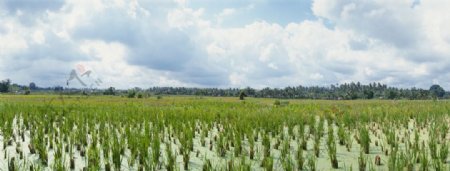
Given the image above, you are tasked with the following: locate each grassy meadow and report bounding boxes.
[0,95,449,170]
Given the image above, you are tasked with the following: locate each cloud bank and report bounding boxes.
[1,0,449,89]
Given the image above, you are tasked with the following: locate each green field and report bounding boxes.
[0,95,449,170]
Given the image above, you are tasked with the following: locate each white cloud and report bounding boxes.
[219,8,235,17]
[215,8,236,25]
[1,0,450,89]
[32,30,46,44]
[168,7,208,29]
[310,73,324,80]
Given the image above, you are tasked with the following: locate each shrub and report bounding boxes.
[274,100,290,106]
[274,100,281,106]
[127,90,136,98]
[239,91,247,100]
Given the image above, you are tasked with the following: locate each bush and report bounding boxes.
[104,87,115,95]
[274,100,281,106]
[0,79,11,93]
[239,91,247,100]
[274,100,289,107]
[137,93,143,98]
[127,90,136,98]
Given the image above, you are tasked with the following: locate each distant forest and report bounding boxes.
[145,83,447,100]
[1,78,447,100]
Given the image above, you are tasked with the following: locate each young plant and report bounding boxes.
[282,157,294,171]
[262,134,271,157]
[433,159,445,171]
[261,156,274,171]
[8,157,15,171]
[301,135,308,151]
[217,134,227,157]
[440,123,448,139]
[440,142,449,163]
[313,131,320,157]
[234,134,242,157]
[238,157,251,171]
[202,159,213,171]
[88,145,101,170]
[281,139,290,159]
[338,124,346,146]
[297,142,304,170]
[112,139,122,170]
[420,145,429,171]
[358,150,367,171]
[53,143,65,170]
[359,126,370,154]
[387,146,398,171]
[165,142,176,171]
[345,131,353,152]
[152,134,161,169]
[429,131,438,159]
[183,150,190,170]
[307,154,317,171]
[327,124,338,168]
[248,132,256,160]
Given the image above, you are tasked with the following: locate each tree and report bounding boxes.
[0,79,11,93]
[345,90,358,100]
[429,84,445,99]
[104,87,116,95]
[142,82,442,100]
[127,89,136,98]
[54,86,64,92]
[195,90,206,97]
[29,82,37,90]
[363,90,374,99]
[24,86,31,95]
[384,89,398,100]
[243,87,256,96]
[239,91,247,100]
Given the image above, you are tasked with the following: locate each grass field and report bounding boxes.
[0,95,449,170]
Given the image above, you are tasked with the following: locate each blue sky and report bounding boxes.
[1,0,450,89]
[186,0,315,26]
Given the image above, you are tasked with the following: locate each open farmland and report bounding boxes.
[0,95,449,170]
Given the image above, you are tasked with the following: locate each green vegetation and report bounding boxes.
[2,78,449,100]
[0,95,449,170]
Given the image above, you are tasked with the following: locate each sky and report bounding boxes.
[1,0,450,89]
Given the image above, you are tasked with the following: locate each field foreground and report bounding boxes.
[0,95,449,170]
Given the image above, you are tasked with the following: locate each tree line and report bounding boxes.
[1,79,447,100]
[146,82,446,100]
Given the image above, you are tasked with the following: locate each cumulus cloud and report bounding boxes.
[1,0,450,89]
